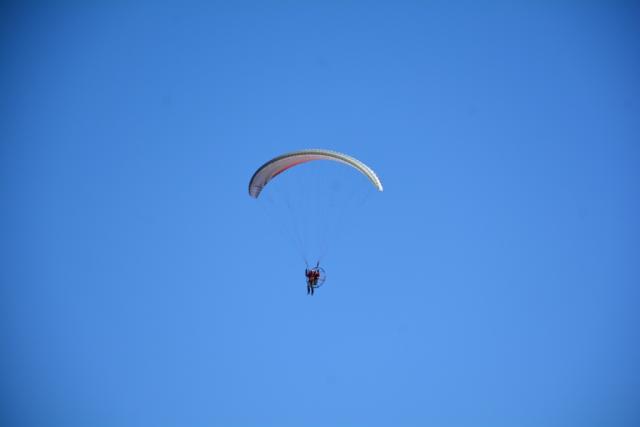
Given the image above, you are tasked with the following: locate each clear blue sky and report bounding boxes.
[2,2,639,426]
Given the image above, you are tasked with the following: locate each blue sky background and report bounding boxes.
[1,2,639,426]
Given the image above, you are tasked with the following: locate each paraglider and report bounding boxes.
[304,262,325,296]
[248,149,383,295]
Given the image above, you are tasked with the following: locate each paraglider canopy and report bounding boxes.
[248,149,383,198]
